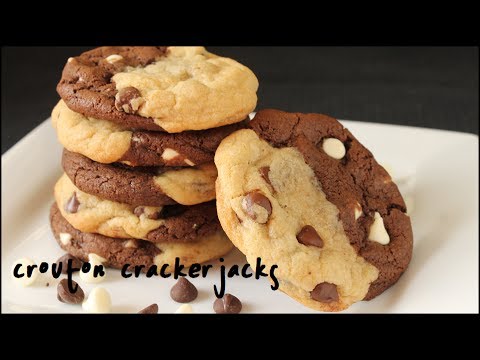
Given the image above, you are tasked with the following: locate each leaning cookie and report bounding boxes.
[214,109,413,312]
[52,100,245,167]
[57,46,258,132]
[54,174,220,243]
[62,149,216,206]
[50,203,233,270]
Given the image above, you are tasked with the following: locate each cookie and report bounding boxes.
[52,100,245,167]
[57,46,258,133]
[54,174,220,243]
[50,203,233,270]
[62,149,216,206]
[214,109,413,312]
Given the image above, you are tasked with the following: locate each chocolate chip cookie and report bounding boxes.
[52,100,245,167]
[50,203,233,270]
[62,149,216,206]
[54,174,220,243]
[57,46,258,132]
[214,109,413,312]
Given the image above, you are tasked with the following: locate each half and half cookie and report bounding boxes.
[62,149,217,206]
[52,100,246,167]
[50,203,233,270]
[54,174,220,243]
[57,46,258,132]
[214,109,413,312]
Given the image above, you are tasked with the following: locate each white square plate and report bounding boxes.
[2,118,478,313]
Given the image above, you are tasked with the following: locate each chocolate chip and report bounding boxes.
[311,282,338,303]
[56,254,83,274]
[213,294,242,314]
[296,225,324,248]
[65,192,80,213]
[57,279,84,305]
[170,277,198,303]
[133,206,163,220]
[241,191,272,224]
[46,283,50,287]
[138,303,159,314]
[259,166,272,187]
[115,87,144,114]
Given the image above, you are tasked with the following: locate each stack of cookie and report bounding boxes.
[49,46,258,271]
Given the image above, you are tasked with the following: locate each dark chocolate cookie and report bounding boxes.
[50,203,233,271]
[56,46,258,132]
[62,149,216,206]
[214,109,413,312]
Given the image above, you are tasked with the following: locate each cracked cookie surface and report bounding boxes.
[57,46,258,132]
[214,109,413,312]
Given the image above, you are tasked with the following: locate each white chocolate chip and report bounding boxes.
[368,212,390,245]
[82,287,111,313]
[105,54,123,64]
[11,258,38,287]
[175,304,193,313]
[67,57,74,63]
[184,159,195,166]
[161,148,180,161]
[124,240,138,248]
[322,138,346,159]
[59,233,72,245]
[79,253,106,284]
[89,253,107,263]
[354,203,363,220]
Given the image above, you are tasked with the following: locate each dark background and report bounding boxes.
[1,46,478,154]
